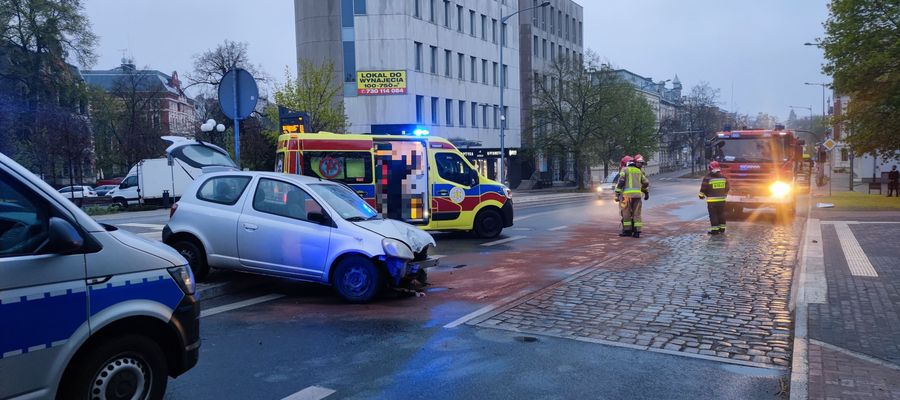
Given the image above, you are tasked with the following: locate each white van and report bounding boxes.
[0,152,200,399]
[107,137,236,207]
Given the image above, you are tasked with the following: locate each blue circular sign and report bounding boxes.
[218,68,259,120]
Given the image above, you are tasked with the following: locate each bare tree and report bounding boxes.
[186,40,265,92]
[681,83,723,173]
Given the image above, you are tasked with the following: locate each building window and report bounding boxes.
[492,62,498,86]
[534,72,540,93]
[443,0,450,27]
[572,17,577,42]
[579,21,583,44]
[471,102,478,127]
[470,56,476,82]
[414,0,421,18]
[501,22,507,46]
[342,41,356,82]
[542,38,547,59]
[541,6,547,30]
[414,42,423,71]
[841,148,849,162]
[482,104,488,127]
[502,106,509,129]
[481,59,488,84]
[493,105,499,129]
[445,99,453,126]
[430,45,437,73]
[458,53,464,79]
[550,41,555,60]
[445,49,452,76]
[459,100,465,126]
[558,44,563,60]
[533,35,539,56]
[565,13,569,40]
[558,10,562,36]
[469,10,475,35]
[457,5,463,31]
[492,19,498,44]
[549,6,554,32]
[429,0,435,22]
[501,64,508,88]
[532,0,538,24]
[341,0,354,26]
[416,95,424,123]
[354,0,366,14]
[431,97,439,124]
[481,14,486,40]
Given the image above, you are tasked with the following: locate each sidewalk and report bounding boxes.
[792,172,900,399]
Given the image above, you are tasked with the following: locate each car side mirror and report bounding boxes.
[704,144,713,160]
[42,217,84,254]
[307,211,330,226]
[469,169,479,186]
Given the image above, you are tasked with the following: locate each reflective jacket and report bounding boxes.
[700,172,729,202]
[617,166,649,198]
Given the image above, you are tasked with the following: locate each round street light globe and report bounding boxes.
[206,118,216,126]
[200,123,212,132]
[216,124,225,132]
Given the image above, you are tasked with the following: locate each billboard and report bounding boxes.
[357,70,407,95]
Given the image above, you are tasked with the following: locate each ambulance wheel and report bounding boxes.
[473,208,503,238]
[333,256,383,303]
[63,334,168,400]
[171,239,209,281]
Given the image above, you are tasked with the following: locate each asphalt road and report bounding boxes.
[102,177,796,399]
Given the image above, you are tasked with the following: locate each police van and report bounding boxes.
[0,153,199,399]
[275,131,514,238]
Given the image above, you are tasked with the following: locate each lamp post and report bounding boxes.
[200,118,226,136]
[498,1,550,185]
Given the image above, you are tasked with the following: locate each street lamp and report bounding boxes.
[803,82,830,121]
[498,1,550,185]
[200,118,226,134]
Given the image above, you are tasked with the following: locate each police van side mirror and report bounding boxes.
[42,217,84,254]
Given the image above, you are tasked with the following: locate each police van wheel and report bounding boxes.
[64,335,168,400]
[333,256,383,303]
[172,240,210,281]
[473,209,503,238]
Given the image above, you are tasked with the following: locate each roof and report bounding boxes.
[81,63,185,96]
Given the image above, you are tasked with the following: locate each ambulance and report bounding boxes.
[275,131,513,238]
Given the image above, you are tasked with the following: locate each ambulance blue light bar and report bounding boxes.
[412,128,430,136]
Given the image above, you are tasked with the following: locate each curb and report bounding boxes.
[789,199,816,400]
[196,274,269,301]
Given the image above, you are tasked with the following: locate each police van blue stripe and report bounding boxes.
[0,286,87,359]
[89,274,183,317]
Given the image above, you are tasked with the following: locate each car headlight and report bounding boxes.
[503,185,512,199]
[596,186,603,192]
[770,181,791,198]
[167,265,196,295]
[382,238,414,260]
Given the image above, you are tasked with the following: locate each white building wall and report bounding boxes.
[345,0,521,150]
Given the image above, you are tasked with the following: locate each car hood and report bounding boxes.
[107,228,187,267]
[352,218,436,252]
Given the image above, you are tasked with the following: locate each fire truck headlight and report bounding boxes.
[770,181,791,198]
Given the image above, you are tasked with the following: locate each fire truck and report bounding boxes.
[708,126,805,218]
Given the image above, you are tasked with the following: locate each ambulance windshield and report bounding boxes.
[309,183,378,221]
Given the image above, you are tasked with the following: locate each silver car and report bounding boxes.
[163,171,437,303]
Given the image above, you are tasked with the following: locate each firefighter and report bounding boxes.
[615,155,633,231]
[616,155,649,238]
[699,161,729,235]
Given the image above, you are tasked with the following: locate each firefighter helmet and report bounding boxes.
[620,155,633,168]
[708,161,721,172]
[634,154,645,163]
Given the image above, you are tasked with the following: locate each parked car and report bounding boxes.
[93,184,118,197]
[57,185,97,199]
[164,171,438,303]
[0,152,199,399]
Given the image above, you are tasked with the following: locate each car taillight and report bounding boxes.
[169,202,178,218]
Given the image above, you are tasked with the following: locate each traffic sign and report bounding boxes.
[218,69,258,120]
[823,139,836,151]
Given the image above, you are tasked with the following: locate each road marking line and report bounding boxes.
[480,236,526,247]
[119,223,166,229]
[548,225,568,231]
[833,222,878,277]
[281,386,336,400]
[809,339,900,371]
[803,219,827,304]
[200,294,285,318]
[444,289,532,329]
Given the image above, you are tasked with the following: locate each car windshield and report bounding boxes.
[176,144,238,168]
[714,138,787,163]
[308,183,378,221]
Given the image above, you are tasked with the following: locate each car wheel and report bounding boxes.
[333,256,383,303]
[114,198,128,209]
[171,239,210,281]
[473,208,503,238]
[62,334,168,400]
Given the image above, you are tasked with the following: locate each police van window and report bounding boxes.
[196,176,252,206]
[252,178,323,221]
[302,152,373,184]
[435,152,473,186]
[0,171,50,257]
[173,144,238,168]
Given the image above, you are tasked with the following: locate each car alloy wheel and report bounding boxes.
[90,353,151,400]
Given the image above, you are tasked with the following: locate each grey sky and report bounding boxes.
[84,0,831,121]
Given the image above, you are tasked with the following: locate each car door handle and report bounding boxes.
[242,223,258,231]
[438,190,449,196]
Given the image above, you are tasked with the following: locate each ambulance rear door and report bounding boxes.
[372,139,429,225]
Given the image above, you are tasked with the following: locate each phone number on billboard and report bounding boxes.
[358,88,407,95]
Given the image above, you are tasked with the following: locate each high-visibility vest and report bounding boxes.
[619,166,648,198]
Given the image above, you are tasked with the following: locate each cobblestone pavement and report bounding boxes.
[472,218,801,368]
[808,342,900,399]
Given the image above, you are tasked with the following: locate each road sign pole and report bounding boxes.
[232,69,241,167]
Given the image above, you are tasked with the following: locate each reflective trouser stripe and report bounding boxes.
[623,190,642,195]
[622,198,642,232]
[706,197,726,202]
[623,221,633,226]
